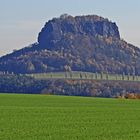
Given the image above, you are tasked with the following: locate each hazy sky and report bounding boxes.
[0,0,140,56]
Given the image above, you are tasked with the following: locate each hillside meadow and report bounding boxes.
[0,94,140,140]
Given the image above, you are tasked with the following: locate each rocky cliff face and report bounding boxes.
[38,15,120,50]
[0,14,140,75]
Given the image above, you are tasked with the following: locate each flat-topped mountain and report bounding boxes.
[38,14,120,50]
[0,14,140,74]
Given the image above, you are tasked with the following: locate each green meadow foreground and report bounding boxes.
[0,94,140,140]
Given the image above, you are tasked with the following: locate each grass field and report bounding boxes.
[0,94,140,140]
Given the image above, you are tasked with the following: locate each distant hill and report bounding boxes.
[0,14,140,75]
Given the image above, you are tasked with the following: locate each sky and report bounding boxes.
[0,0,140,56]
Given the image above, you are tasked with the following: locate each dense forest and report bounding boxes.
[0,74,140,98]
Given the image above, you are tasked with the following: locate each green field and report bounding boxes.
[0,94,140,140]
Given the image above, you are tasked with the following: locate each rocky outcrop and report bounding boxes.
[0,14,140,75]
[38,14,120,49]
